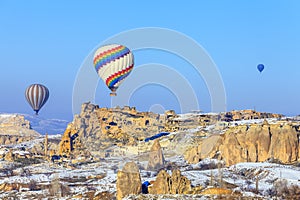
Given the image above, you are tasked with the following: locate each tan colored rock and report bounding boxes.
[148,169,191,194]
[184,134,222,163]
[219,132,246,166]
[58,103,169,158]
[4,150,14,162]
[185,122,300,166]
[0,183,21,192]
[148,170,171,194]
[58,126,79,157]
[44,133,48,157]
[93,191,114,200]
[268,124,299,163]
[227,110,282,121]
[116,162,141,200]
[200,188,233,195]
[0,114,30,129]
[0,114,40,145]
[184,147,200,164]
[147,140,165,170]
[199,134,223,159]
[170,169,192,194]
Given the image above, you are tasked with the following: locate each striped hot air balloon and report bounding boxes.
[93,44,134,96]
[25,84,49,115]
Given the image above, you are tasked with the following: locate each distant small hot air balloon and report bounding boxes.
[25,84,49,115]
[93,44,134,96]
[257,64,265,73]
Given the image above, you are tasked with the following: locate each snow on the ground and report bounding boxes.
[185,126,202,133]
[0,114,20,125]
[229,118,278,126]
[10,137,45,149]
[232,162,300,183]
[0,111,299,199]
[0,114,16,118]
[161,156,300,195]
[173,113,200,121]
[0,152,299,199]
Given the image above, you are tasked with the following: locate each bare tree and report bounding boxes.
[49,174,61,198]
[49,174,70,198]
[255,175,259,194]
[210,169,214,186]
[28,179,38,191]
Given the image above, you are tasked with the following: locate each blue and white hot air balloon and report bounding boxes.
[257,64,265,73]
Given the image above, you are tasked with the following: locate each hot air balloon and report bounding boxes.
[25,84,49,115]
[93,44,134,96]
[257,64,264,73]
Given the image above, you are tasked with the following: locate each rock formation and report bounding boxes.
[58,103,169,158]
[147,140,165,171]
[0,114,40,145]
[116,162,141,200]
[0,114,30,129]
[58,124,81,157]
[185,122,300,166]
[44,133,48,157]
[165,109,282,132]
[148,169,191,194]
[224,110,282,122]
[58,103,284,160]
[28,135,61,157]
[4,150,14,162]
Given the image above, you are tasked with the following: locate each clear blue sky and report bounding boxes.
[0,1,299,120]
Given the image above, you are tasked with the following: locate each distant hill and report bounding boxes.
[0,113,69,135]
[23,114,69,135]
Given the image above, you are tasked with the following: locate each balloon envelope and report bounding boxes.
[25,84,49,115]
[93,44,134,96]
[257,64,264,73]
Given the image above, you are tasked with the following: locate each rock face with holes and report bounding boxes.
[148,169,191,194]
[185,121,300,166]
[58,102,169,158]
[58,102,285,160]
[116,162,142,200]
[147,140,165,171]
[0,114,40,145]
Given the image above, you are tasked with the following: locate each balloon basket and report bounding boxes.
[110,92,117,96]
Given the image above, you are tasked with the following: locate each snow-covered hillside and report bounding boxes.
[23,114,68,135]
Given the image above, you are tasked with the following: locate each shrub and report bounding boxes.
[15,158,42,166]
[274,179,289,196]
[28,180,38,191]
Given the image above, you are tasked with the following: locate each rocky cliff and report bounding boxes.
[148,169,191,194]
[147,140,165,170]
[58,103,285,161]
[116,162,141,200]
[59,103,168,157]
[0,114,40,145]
[185,121,300,166]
